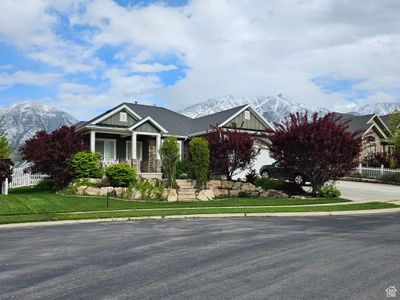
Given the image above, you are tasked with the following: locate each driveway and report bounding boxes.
[336,180,400,201]
[1,216,400,299]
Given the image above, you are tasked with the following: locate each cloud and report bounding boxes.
[0,71,60,88]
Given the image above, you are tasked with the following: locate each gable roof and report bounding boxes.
[188,105,247,135]
[75,102,270,137]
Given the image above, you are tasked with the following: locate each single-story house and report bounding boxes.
[333,112,394,158]
[74,103,273,178]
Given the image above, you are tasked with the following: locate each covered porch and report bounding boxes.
[86,130,162,178]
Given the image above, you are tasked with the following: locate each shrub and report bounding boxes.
[68,151,102,179]
[189,137,210,188]
[105,163,136,187]
[318,184,341,198]
[255,178,304,196]
[380,173,400,183]
[0,159,13,183]
[160,137,180,188]
[362,152,391,168]
[245,169,259,184]
[35,179,56,190]
[135,178,165,200]
[176,160,192,179]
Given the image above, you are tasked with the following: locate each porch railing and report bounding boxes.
[100,159,119,168]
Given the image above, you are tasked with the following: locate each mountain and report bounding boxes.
[0,102,77,159]
[179,94,329,124]
[349,102,400,116]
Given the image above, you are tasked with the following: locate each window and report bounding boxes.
[244,110,251,120]
[126,141,143,161]
[120,112,128,122]
[95,139,116,161]
[366,137,376,154]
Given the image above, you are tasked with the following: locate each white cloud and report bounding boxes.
[128,63,176,73]
[0,71,60,88]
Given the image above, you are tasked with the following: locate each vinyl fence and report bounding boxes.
[352,163,400,179]
[9,167,50,189]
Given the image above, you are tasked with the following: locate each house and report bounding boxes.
[74,103,273,178]
[333,112,394,158]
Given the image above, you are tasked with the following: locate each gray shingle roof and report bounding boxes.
[332,112,374,134]
[74,103,248,137]
[188,105,247,135]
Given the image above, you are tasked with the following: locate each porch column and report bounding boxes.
[131,132,137,160]
[90,130,96,152]
[156,134,161,160]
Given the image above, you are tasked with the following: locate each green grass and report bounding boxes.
[0,202,396,224]
[0,189,395,225]
[0,190,349,216]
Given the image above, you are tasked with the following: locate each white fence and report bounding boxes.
[353,163,400,179]
[9,167,50,189]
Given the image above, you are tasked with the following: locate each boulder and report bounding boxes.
[76,186,87,196]
[248,191,260,197]
[260,189,289,198]
[99,187,114,196]
[256,186,264,192]
[221,180,234,189]
[214,189,229,198]
[101,175,110,186]
[291,195,306,199]
[206,180,222,190]
[130,189,142,200]
[167,189,178,202]
[87,178,102,185]
[241,182,256,191]
[229,189,240,197]
[85,187,100,196]
[196,190,209,201]
[232,181,242,190]
[203,189,215,200]
[114,187,126,198]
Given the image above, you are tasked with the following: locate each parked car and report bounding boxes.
[259,162,308,185]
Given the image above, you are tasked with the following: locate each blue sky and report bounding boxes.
[0,0,399,120]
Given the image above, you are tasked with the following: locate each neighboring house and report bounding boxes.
[333,113,394,158]
[74,103,273,178]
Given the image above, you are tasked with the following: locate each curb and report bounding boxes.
[1,208,400,229]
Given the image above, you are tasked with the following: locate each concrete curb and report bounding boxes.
[1,208,400,229]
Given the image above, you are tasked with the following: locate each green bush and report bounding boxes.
[176,160,192,179]
[380,173,400,183]
[105,163,136,187]
[160,137,180,188]
[189,137,210,188]
[68,151,102,179]
[135,178,165,200]
[35,179,56,190]
[245,169,259,184]
[318,184,341,198]
[255,178,304,196]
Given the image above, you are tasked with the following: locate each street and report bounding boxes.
[337,180,400,201]
[1,215,400,299]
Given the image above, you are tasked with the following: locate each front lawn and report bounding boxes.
[0,189,395,225]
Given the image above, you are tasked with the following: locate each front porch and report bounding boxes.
[85,130,162,178]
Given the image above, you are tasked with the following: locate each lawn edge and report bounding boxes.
[1,207,400,229]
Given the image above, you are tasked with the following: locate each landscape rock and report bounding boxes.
[260,189,289,198]
[291,195,306,199]
[241,182,256,191]
[248,191,260,197]
[167,189,178,202]
[214,189,229,198]
[196,190,209,201]
[101,175,110,186]
[99,187,114,196]
[203,189,215,200]
[221,180,234,189]
[232,181,242,190]
[206,180,222,189]
[229,189,240,197]
[129,189,142,200]
[85,187,100,196]
[87,178,102,185]
[114,187,126,198]
[76,186,87,196]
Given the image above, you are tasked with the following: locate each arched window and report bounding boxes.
[366,136,376,154]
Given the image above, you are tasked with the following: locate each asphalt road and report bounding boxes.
[336,180,400,201]
[1,216,400,300]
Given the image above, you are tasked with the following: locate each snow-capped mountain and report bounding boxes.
[0,102,77,158]
[349,102,400,116]
[180,94,329,124]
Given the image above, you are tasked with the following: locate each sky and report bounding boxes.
[0,0,399,120]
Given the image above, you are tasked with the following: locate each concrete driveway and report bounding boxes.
[336,180,400,201]
[1,216,400,299]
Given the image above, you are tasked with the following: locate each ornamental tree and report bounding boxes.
[267,112,362,194]
[19,126,87,187]
[189,137,210,188]
[205,125,259,180]
[160,137,179,188]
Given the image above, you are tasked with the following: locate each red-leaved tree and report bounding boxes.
[19,126,87,186]
[267,112,362,194]
[205,125,259,180]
